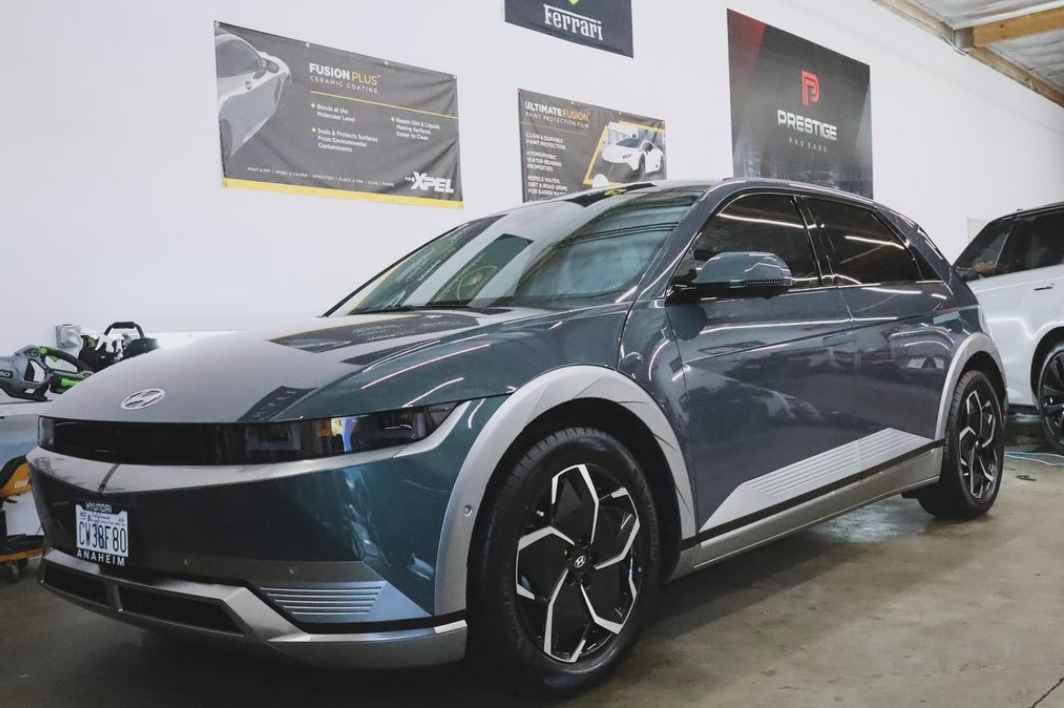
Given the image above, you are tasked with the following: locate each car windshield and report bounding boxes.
[615,138,641,148]
[329,185,706,315]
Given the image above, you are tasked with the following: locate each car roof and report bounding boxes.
[993,200,1064,222]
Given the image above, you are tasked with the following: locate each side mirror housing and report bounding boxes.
[266,59,280,74]
[671,252,793,300]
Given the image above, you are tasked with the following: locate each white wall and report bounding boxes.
[2,0,1063,353]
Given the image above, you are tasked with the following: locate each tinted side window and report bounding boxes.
[809,200,922,285]
[955,220,1012,281]
[998,211,1064,276]
[678,195,819,289]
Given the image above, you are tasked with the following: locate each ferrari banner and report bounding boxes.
[505,0,634,57]
[518,89,666,202]
[214,22,463,207]
[728,10,874,198]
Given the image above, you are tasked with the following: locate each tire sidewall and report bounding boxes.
[944,370,1004,515]
[469,428,660,695]
[1038,344,1064,454]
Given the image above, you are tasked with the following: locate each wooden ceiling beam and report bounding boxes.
[971,6,1064,46]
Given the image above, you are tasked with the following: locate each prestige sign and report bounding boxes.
[506,0,634,57]
[728,10,874,198]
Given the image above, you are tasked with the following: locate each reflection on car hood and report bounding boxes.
[46,306,630,424]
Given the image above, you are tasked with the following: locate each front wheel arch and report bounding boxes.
[433,366,695,617]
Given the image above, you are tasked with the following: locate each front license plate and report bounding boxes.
[74,500,130,567]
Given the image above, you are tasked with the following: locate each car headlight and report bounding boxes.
[328,403,458,454]
[37,402,459,466]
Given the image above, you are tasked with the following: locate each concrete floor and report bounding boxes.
[4,418,1064,707]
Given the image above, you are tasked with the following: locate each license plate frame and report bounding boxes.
[74,500,130,567]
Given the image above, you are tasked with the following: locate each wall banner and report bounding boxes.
[505,0,634,57]
[518,89,666,202]
[728,10,874,198]
[215,22,462,208]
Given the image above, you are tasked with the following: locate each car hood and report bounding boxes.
[601,144,638,163]
[46,306,630,424]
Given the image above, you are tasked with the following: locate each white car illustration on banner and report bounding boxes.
[601,137,665,176]
[215,28,290,159]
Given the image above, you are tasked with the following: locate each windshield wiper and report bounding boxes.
[355,301,475,315]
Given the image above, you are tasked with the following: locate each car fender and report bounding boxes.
[935,331,1005,440]
[433,365,696,615]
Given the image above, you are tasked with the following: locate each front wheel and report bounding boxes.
[1037,343,1064,454]
[468,427,659,696]
[918,370,1003,519]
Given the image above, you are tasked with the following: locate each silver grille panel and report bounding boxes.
[260,582,385,623]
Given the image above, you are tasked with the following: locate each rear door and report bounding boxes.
[803,198,952,442]
[958,210,1064,405]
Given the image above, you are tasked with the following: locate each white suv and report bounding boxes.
[955,203,1064,449]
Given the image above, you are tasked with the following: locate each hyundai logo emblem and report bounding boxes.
[120,389,165,411]
[573,555,587,569]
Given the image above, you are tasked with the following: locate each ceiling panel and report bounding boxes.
[907,0,1064,96]
[914,0,1059,27]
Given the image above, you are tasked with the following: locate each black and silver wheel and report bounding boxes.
[469,427,659,695]
[1038,344,1064,454]
[918,369,1003,519]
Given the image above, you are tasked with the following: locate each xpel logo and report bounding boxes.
[409,172,456,194]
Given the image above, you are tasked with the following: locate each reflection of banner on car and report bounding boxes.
[215,22,463,208]
[728,10,873,198]
[518,89,666,202]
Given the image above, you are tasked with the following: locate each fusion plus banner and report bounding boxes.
[505,0,634,57]
[215,22,462,208]
[518,89,666,201]
[728,10,873,198]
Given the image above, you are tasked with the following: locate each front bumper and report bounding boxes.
[39,548,467,668]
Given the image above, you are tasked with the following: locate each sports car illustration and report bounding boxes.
[215,28,290,159]
[601,137,665,176]
[31,180,1004,694]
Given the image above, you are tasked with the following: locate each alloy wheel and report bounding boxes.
[958,389,999,499]
[514,463,643,663]
[1041,353,1064,444]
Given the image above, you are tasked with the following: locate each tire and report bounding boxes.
[468,427,660,696]
[1,562,19,584]
[918,370,1004,519]
[1037,343,1064,454]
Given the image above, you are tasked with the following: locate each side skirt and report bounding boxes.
[669,446,942,579]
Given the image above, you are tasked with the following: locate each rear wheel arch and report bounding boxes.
[1030,328,1064,398]
[433,366,695,616]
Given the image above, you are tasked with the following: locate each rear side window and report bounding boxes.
[808,200,922,285]
[676,194,820,289]
[955,220,1012,281]
[998,211,1064,276]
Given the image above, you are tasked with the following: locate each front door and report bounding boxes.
[666,193,857,539]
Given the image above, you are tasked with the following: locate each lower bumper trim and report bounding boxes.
[39,549,467,669]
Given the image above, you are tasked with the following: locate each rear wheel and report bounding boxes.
[1038,344,1064,454]
[918,370,1003,519]
[468,427,659,696]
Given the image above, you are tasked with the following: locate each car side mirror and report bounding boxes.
[266,60,279,74]
[672,252,793,300]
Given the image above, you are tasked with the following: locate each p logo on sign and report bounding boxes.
[801,70,820,106]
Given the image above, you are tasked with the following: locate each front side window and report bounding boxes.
[997,211,1064,276]
[674,194,820,289]
[955,220,1013,281]
[330,186,706,314]
[808,200,922,285]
